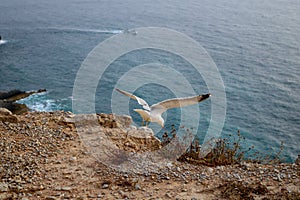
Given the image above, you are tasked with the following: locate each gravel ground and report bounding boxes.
[0,111,299,200]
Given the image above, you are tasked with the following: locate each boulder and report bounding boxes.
[67,113,161,153]
[125,127,161,151]
[0,108,18,123]
[0,89,46,101]
[98,113,132,128]
[0,108,12,115]
[0,89,46,114]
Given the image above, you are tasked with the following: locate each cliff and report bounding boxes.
[0,110,299,199]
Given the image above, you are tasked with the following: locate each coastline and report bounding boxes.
[0,89,46,114]
[0,110,299,199]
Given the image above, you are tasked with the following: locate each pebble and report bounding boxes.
[69,156,77,162]
[166,162,173,169]
[277,174,282,182]
[207,167,214,173]
[135,184,141,190]
[45,196,57,200]
[1,111,299,199]
[0,182,9,192]
[233,174,241,180]
[118,190,128,198]
[165,192,172,198]
[61,187,72,191]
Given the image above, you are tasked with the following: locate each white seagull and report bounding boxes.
[116,88,211,128]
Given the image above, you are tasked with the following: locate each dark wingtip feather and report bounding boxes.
[198,93,211,102]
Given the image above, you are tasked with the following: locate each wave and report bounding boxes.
[0,40,8,45]
[16,92,69,112]
[46,27,123,34]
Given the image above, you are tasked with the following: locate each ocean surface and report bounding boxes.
[0,0,299,162]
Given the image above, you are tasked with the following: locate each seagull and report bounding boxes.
[115,88,211,128]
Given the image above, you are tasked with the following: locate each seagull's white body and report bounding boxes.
[116,88,211,127]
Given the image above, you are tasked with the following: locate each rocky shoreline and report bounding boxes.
[0,110,299,199]
[0,89,46,114]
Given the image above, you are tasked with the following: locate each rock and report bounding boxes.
[0,89,46,114]
[114,114,132,128]
[0,108,12,115]
[277,174,282,182]
[98,113,132,128]
[125,127,161,151]
[69,156,77,162]
[0,107,18,122]
[135,184,141,190]
[166,162,173,169]
[118,190,127,198]
[0,100,28,116]
[62,186,72,191]
[0,89,26,100]
[165,192,173,198]
[45,196,58,200]
[0,89,46,101]
[207,167,214,173]
[102,184,109,189]
[0,182,9,192]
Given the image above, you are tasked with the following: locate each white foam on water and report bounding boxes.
[47,27,123,34]
[0,40,8,45]
[16,92,63,112]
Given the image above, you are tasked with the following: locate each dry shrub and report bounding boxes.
[168,129,285,166]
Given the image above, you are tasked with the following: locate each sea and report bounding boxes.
[0,0,299,163]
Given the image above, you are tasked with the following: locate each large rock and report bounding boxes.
[125,127,161,151]
[104,126,161,152]
[0,89,46,114]
[0,108,18,123]
[0,108,12,115]
[0,89,46,101]
[0,89,25,100]
[63,113,161,153]
[97,113,132,128]
[0,101,29,115]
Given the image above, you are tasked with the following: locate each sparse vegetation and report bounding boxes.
[162,128,285,166]
[0,112,298,199]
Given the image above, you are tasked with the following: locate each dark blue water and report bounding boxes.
[1,0,299,162]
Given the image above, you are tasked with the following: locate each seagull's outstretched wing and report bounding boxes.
[151,94,211,114]
[115,88,150,111]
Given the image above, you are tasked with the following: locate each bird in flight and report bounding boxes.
[115,88,211,128]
